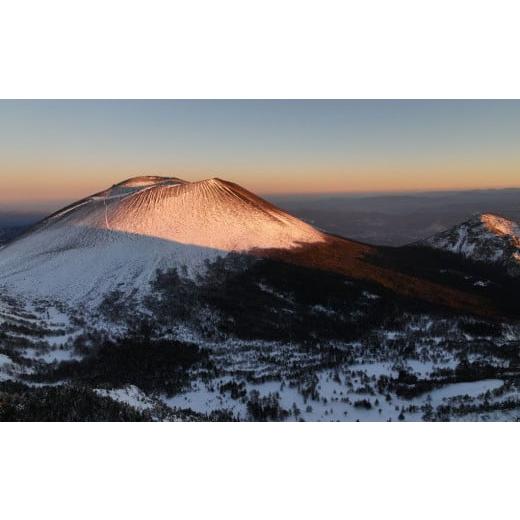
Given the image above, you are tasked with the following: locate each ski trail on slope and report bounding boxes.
[104,195,111,230]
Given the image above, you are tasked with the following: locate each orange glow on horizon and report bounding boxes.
[1,160,520,208]
[1,166,520,204]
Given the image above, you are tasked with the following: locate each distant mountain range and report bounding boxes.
[270,188,520,246]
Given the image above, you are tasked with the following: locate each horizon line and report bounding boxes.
[2,183,520,214]
[263,185,520,197]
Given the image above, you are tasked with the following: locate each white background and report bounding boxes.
[1,0,520,98]
[1,1,519,519]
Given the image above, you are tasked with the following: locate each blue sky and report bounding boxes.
[1,100,520,209]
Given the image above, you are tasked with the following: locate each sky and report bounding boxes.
[1,100,520,211]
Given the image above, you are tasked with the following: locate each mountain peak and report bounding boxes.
[114,175,181,187]
[420,212,520,275]
[0,176,325,304]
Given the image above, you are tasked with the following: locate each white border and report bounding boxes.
[1,423,518,519]
[1,1,519,518]
[1,0,520,98]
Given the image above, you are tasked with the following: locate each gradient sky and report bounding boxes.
[1,100,520,210]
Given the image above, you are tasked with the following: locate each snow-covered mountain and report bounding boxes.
[0,176,325,305]
[420,213,520,276]
[2,180,520,422]
[0,176,503,316]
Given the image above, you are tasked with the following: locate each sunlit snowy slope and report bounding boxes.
[0,176,324,304]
